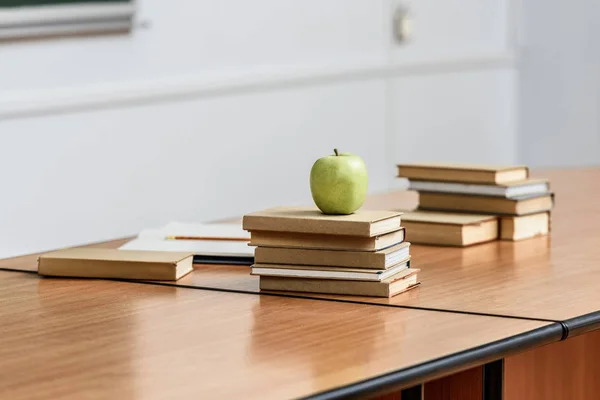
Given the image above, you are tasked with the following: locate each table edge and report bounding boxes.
[301,323,563,400]
[564,311,600,338]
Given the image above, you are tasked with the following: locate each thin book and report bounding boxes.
[418,192,554,216]
[397,163,529,184]
[408,179,550,198]
[401,211,498,247]
[251,258,411,281]
[259,269,420,298]
[254,242,410,270]
[243,206,402,237]
[249,228,405,251]
[38,248,194,281]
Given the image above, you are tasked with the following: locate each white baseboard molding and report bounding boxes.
[0,51,516,120]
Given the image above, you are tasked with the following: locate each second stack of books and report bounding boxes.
[397,163,554,246]
[242,207,418,297]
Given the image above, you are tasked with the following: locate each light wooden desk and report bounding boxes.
[0,271,558,400]
[1,167,599,399]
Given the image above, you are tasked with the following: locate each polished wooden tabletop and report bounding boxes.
[0,271,557,400]
[139,169,600,330]
[1,168,599,332]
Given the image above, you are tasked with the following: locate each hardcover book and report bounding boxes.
[38,248,194,281]
[259,269,420,298]
[249,228,405,251]
[418,192,554,216]
[251,258,410,281]
[401,211,498,246]
[254,242,410,269]
[243,206,402,237]
[408,178,549,199]
[500,212,550,241]
[397,163,529,184]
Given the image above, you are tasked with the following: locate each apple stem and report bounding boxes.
[334,148,339,156]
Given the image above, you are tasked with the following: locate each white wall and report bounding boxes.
[0,80,387,258]
[518,0,600,167]
[0,0,389,92]
[0,0,517,258]
[390,69,517,166]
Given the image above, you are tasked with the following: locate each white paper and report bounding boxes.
[119,222,252,258]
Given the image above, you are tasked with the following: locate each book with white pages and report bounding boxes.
[120,222,253,265]
[145,221,249,241]
[251,258,411,281]
[408,179,550,198]
[254,242,410,270]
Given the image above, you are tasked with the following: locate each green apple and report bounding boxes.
[310,149,368,215]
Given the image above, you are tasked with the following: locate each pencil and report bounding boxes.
[165,236,250,242]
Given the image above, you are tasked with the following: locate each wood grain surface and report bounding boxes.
[141,169,600,323]
[1,169,599,324]
[0,272,553,400]
[504,329,600,399]
[424,366,482,400]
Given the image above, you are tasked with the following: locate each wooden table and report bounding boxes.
[1,168,599,399]
[0,271,560,400]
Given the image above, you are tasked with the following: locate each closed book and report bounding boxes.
[402,211,498,247]
[243,206,402,237]
[259,269,420,298]
[249,228,405,251]
[418,192,554,216]
[251,258,410,281]
[254,242,410,270]
[500,212,550,241]
[38,248,194,281]
[408,178,550,199]
[397,163,529,184]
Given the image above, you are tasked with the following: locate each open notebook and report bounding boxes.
[119,221,253,265]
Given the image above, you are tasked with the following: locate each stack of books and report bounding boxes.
[242,207,419,297]
[397,163,554,245]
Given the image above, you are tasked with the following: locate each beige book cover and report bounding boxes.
[254,242,410,269]
[38,248,194,281]
[408,178,550,198]
[259,269,420,298]
[401,211,498,246]
[500,212,550,241]
[249,228,405,251]
[251,258,410,281]
[418,192,554,216]
[243,206,402,237]
[397,162,529,184]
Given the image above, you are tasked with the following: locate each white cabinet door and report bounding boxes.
[388,0,512,63]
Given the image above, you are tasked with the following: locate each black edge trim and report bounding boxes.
[0,267,37,274]
[299,324,562,400]
[562,311,600,338]
[559,322,569,340]
[193,255,253,265]
[482,359,504,400]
